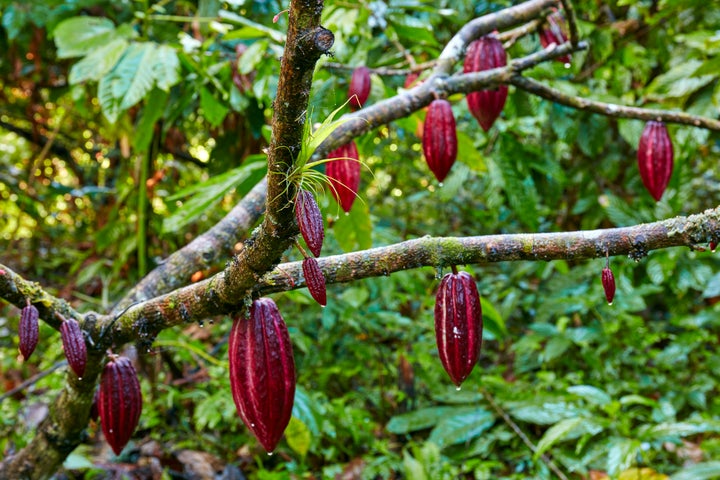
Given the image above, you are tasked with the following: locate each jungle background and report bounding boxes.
[1,0,720,478]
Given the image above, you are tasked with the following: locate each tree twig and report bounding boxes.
[0,361,68,404]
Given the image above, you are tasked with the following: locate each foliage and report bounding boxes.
[1,0,720,479]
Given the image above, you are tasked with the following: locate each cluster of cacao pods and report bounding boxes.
[228,298,296,452]
[539,10,571,64]
[434,268,483,387]
[295,189,327,306]
[637,120,673,201]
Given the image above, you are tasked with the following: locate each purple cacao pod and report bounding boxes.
[463,36,508,131]
[229,298,296,452]
[302,257,327,306]
[326,141,361,213]
[19,304,39,361]
[295,189,324,257]
[601,266,616,305]
[539,12,571,63]
[422,99,458,183]
[434,270,482,387]
[60,318,87,378]
[637,121,673,201]
[99,356,143,455]
[348,66,371,111]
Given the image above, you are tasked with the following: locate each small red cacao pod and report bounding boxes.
[295,189,324,257]
[60,319,87,378]
[637,121,673,201]
[710,242,717,252]
[229,298,296,452]
[463,36,508,131]
[539,12,571,63]
[302,257,327,306]
[19,304,39,360]
[422,99,458,183]
[434,271,483,387]
[326,141,361,213]
[99,356,143,455]
[601,266,616,305]
[348,66,371,111]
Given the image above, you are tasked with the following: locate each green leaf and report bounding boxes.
[151,45,180,91]
[607,438,642,477]
[133,88,169,152]
[509,402,584,425]
[98,43,157,122]
[567,385,612,406]
[428,409,495,449]
[639,421,720,440]
[162,158,266,233]
[54,17,130,58]
[333,199,372,252]
[69,38,129,84]
[402,450,428,480]
[238,40,269,75]
[480,297,507,339]
[200,87,230,127]
[285,417,311,457]
[670,462,720,480]
[292,387,322,437]
[534,417,584,460]
[647,60,715,99]
[387,406,476,434]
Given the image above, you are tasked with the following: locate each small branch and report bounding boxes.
[498,19,543,49]
[481,388,570,480]
[558,0,579,47]
[510,75,720,130]
[0,119,74,163]
[0,361,67,404]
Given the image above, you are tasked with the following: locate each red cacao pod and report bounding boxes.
[19,304,39,361]
[295,189,324,257]
[637,121,673,201]
[601,266,616,305]
[229,298,296,452]
[326,141,361,213]
[710,242,717,252]
[348,66,371,111]
[99,356,143,455]
[60,318,87,378]
[302,257,327,306]
[539,12,571,63]
[434,270,482,387]
[422,99,458,183]
[463,36,508,131]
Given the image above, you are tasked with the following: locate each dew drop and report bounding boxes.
[109,428,114,433]
[78,377,83,381]
[344,211,350,216]
[456,386,462,391]
[267,452,274,456]
[438,182,444,188]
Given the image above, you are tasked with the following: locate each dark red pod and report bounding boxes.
[348,66,371,111]
[302,257,327,306]
[434,270,483,387]
[637,121,673,201]
[463,36,508,131]
[295,189,324,257]
[60,318,87,378]
[99,356,143,455]
[422,99,458,183]
[228,298,296,452]
[19,304,39,361]
[539,12,571,63]
[601,266,616,305]
[326,141,361,213]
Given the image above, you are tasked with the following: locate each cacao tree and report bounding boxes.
[1,0,720,478]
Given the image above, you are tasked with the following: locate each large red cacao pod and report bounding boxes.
[60,318,87,378]
[539,12,571,63]
[99,356,143,455]
[434,271,482,387]
[229,298,296,452]
[326,141,361,213]
[295,189,324,257]
[601,266,616,305]
[637,120,673,201]
[348,66,371,111]
[463,36,508,131]
[302,257,327,306]
[422,99,458,183]
[19,304,39,361]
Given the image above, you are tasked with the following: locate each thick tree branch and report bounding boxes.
[510,75,720,130]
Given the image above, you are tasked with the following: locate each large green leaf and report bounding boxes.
[427,409,495,449]
[54,18,134,58]
[533,417,584,460]
[387,406,477,434]
[670,462,720,480]
[69,38,128,84]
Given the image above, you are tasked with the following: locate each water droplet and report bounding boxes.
[564,62,571,69]
[78,377,83,381]
[438,182,444,188]
[267,452,274,456]
[109,428,114,433]
[434,268,443,280]
[320,305,326,309]
[344,211,350,216]
[250,423,255,427]
[456,386,462,391]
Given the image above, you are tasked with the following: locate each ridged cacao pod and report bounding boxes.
[229,298,296,452]
[295,189,324,257]
[19,304,39,361]
[463,36,508,131]
[302,257,327,306]
[60,318,87,378]
[326,141,361,213]
[422,99,458,183]
[434,270,482,387]
[539,12,571,63]
[348,66,371,111]
[637,121,673,201]
[601,266,616,305]
[99,356,143,455]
